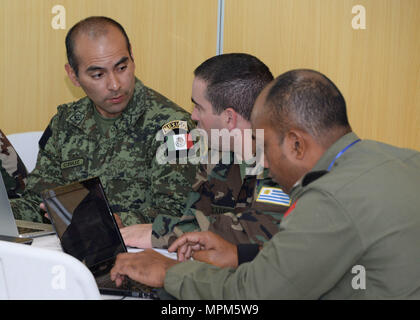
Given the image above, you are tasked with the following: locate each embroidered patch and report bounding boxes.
[162,120,188,135]
[69,111,85,125]
[256,187,291,206]
[166,133,193,151]
[60,158,84,170]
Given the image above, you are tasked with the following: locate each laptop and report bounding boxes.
[41,176,159,299]
[0,174,54,240]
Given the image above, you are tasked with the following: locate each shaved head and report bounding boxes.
[256,69,351,147]
[251,69,352,191]
[65,16,133,76]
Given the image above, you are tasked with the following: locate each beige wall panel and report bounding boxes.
[0,0,217,134]
[224,0,420,150]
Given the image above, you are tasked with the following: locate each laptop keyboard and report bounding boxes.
[95,273,158,299]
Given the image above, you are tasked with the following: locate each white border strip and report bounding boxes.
[216,0,225,55]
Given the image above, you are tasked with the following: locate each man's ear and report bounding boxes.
[224,108,238,130]
[130,47,135,62]
[129,48,136,69]
[65,63,81,87]
[284,130,306,160]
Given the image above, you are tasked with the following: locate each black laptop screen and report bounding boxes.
[42,177,126,268]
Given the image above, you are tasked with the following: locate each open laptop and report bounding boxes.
[0,174,54,240]
[41,176,159,299]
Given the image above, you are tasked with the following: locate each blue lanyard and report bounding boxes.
[327,139,361,171]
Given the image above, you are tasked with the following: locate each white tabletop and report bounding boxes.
[32,234,178,259]
[32,234,62,251]
[32,234,177,300]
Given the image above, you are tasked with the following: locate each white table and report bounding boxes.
[32,234,177,258]
[32,234,177,300]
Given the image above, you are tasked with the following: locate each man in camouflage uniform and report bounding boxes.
[150,155,290,249]
[0,129,28,198]
[121,53,291,249]
[11,16,196,225]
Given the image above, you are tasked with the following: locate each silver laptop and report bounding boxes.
[0,174,54,239]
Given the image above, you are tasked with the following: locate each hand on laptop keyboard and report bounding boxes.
[111,249,179,288]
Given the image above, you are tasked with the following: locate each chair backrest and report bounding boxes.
[6,131,43,173]
[0,240,101,299]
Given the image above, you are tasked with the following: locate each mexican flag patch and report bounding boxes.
[166,133,194,151]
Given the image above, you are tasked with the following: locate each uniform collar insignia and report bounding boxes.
[68,111,85,126]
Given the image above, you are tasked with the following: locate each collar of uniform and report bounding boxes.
[289,132,360,200]
[238,161,268,183]
[310,131,360,173]
[239,162,247,182]
[231,151,264,182]
[257,168,271,180]
[111,77,147,138]
[66,77,147,137]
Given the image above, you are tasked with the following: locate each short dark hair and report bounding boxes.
[194,53,273,121]
[264,69,351,143]
[65,16,132,77]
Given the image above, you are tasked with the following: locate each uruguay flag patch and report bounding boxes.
[256,187,291,206]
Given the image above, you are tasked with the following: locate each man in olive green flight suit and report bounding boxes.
[11,16,196,225]
[110,69,420,299]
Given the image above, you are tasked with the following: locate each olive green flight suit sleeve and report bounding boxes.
[164,189,362,299]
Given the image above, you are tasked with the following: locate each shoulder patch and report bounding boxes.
[166,133,193,152]
[162,120,188,134]
[256,187,291,206]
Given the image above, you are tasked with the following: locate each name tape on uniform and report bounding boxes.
[256,187,291,206]
[61,158,84,169]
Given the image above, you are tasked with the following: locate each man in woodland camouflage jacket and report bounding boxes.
[120,53,290,250]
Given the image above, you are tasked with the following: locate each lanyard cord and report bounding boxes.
[327,139,361,171]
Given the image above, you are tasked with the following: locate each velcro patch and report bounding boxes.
[256,187,290,206]
[60,158,84,170]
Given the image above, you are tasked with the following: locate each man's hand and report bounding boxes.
[40,203,49,220]
[110,249,179,288]
[168,231,238,268]
[120,223,153,248]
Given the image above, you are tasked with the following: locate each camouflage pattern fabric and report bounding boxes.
[151,152,290,248]
[0,129,28,198]
[11,78,197,224]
